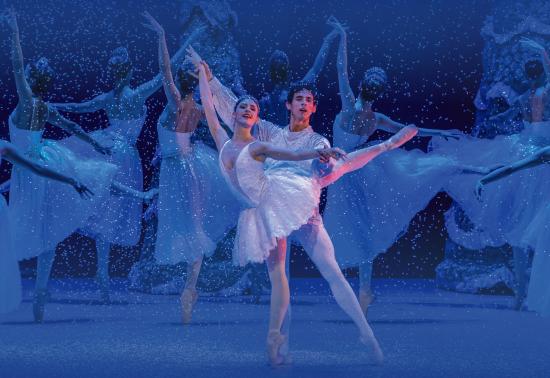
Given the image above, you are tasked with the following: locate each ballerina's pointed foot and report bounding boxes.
[360,334,384,365]
[33,289,50,323]
[180,288,198,324]
[385,125,418,150]
[266,330,287,367]
[359,288,375,319]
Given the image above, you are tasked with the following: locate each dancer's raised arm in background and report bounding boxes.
[328,16,460,140]
[3,8,110,155]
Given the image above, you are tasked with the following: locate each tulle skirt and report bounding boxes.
[154,143,239,264]
[9,140,117,260]
[59,121,144,246]
[233,167,320,266]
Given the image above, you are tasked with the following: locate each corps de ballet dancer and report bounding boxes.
[321,17,484,317]
[142,12,239,324]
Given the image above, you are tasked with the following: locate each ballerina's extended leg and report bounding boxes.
[318,125,418,188]
[296,224,384,364]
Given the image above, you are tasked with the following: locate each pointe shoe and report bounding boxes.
[180,288,198,324]
[33,289,50,323]
[384,125,418,150]
[359,289,375,318]
[266,330,286,367]
[360,334,384,365]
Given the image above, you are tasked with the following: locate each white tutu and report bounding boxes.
[0,189,21,314]
[219,143,320,266]
[154,127,239,264]
[8,118,117,260]
[324,125,461,267]
[59,111,146,245]
[520,203,550,317]
[430,122,550,250]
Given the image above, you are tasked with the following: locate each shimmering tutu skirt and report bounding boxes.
[154,143,239,264]
[0,194,21,314]
[59,116,145,246]
[232,167,320,267]
[9,140,117,260]
[430,122,550,250]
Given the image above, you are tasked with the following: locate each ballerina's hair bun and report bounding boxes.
[359,67,388,102]
[25,57,55,95]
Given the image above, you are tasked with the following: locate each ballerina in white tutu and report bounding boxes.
[193,51,417,365]
[142,12,239,324]
[51,17,201,301]
[0,140,92,315]
[2,8,157,322]
[476,146,550,316]
[322,17,474,317]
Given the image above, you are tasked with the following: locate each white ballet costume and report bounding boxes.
[60,109,146,246]
[0,152,21,314]
[218,141,320,266]
[430,121,550,250]
[8,115,117,260]
[323,120,462,267]
[154,126,239,265]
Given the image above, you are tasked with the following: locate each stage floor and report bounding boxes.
[1,278,548,377]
